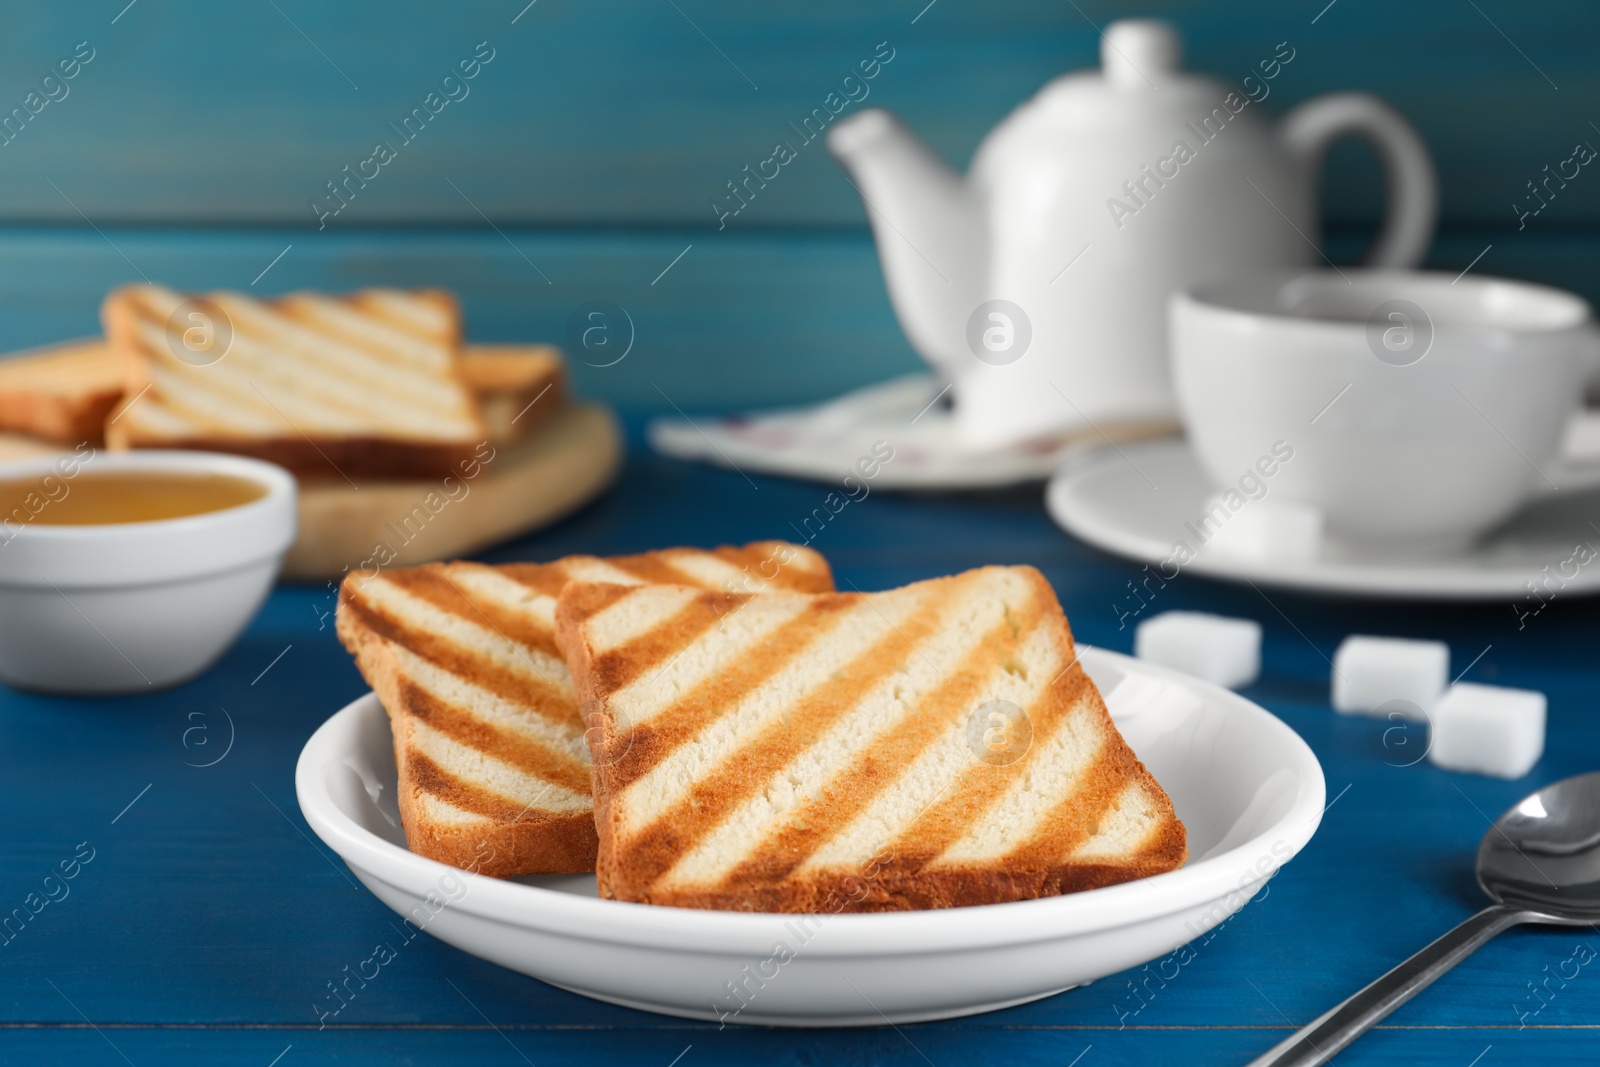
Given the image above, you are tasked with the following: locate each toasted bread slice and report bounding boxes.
[337,542,835,877]
[556,566,1187,912]
[0,338,563,449]
[461,345,565,444]
[0,338,125,445]
[101,285,487,480]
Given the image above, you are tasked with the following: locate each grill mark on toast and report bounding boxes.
[434,564,560,652]
[497,562,575,599]
[342,585,574,723]
[123,304,276,433]
[140,362,287,434]
[344,291,436,344]
[238,291,458,384]
[137,297,417,429]
[270,298,469,406]
[349,288,453,335]
[372,288,457,341]
[562,565,1187,910]
[934,655,1127,867]
[719,584,1030,886]
[1068,779,1185,864]
[601,595,883,891]
[388,565,560,657]
[582,595,846,849]
[415,790,493,827]
[657,550,759,593]
[560,557,656,586]
[554,582,678,684]
[294,292,454,363]
[335,542,839,881]
[998,735,1138,869]
[848,600,1062,872]
[611,554,704,586]
[641,575,1028,891]
[404,747,584,824]
[588,592,748,695]
[230,303,447,420]
[714,542,834,592]
[397,678,590,795]
[128,339,378,438]
[106,285,483,452]
[607,596,852,783]
[493,545,831,601]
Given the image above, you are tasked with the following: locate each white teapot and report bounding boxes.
[828,18,1436,449]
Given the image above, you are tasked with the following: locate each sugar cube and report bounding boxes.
[1332,636,1448,721]
[1428,682,1546,779]
[1201,495,1323,562]
[1135,611,1261,689]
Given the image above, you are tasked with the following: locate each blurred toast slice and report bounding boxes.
[0,337,565,449]
[555,565,1187,912]
[0,338,125,445]
[101,285,487,480]
[461,344,565,444]
[337,542,835,877]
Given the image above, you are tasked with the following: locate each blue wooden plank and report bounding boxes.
[0,1,1595,226]
[2,431,1599,1067]
[0,224,1593,416]
[2,1024,1595,1067]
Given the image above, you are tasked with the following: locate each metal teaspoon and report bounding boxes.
[1249,770,1600,1066]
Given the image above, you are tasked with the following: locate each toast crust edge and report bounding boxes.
[104,430,485,482]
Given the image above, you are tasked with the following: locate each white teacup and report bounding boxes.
[1171,270,1600,550]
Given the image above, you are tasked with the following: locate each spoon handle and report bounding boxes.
[1247,904,1528,1067]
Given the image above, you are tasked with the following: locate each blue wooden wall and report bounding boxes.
[0,0,1595,412]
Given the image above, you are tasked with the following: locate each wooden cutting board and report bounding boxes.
[285,401,621,579]
[0,401,622,581]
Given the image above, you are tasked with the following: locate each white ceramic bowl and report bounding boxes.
[0,449,297,694]
[297,647,1325,1027]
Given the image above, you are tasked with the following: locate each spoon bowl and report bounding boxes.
[1478,771,1600,920]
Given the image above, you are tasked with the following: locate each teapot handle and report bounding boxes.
[1280,92,1437,268]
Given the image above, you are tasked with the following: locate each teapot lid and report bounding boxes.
[985,17,1235,141]
[1100,19,1182,89]
[972,18,1266,188]
[1027,18,1226,113]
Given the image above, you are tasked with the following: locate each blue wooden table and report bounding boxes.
[4,1,1600,1061]
[3,420,1598,1065]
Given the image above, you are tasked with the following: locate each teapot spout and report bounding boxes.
[829,109,982,370]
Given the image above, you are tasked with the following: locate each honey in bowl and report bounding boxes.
[0,470,268,526]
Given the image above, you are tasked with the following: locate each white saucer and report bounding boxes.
[1047,437,1600,600]
[648,374,1177,490]
[296,648,1323,1027]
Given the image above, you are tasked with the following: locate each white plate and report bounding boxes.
[296,648,1324,1027]
[648,373,1177,490]
[1048,438,1600,601]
